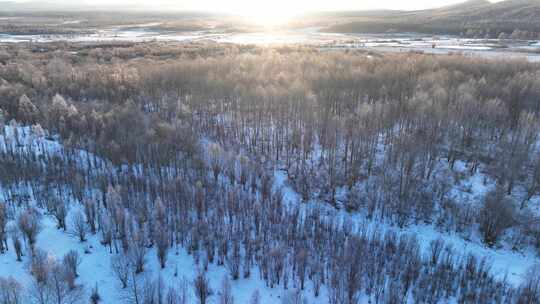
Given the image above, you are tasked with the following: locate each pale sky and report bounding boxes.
[11,0,500,12]
[6,0,503,27]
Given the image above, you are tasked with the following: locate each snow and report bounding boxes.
[1,125,61,156]
[272,157,538,288]
[0,124,539,303]
[0,206,330,303]
[449,160,495,205]
[0,125,331,303]
[1,26,540,61]
[61,20,84,25]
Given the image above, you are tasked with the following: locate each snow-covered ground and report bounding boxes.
[0,123,539,303]
[1,25,540,61]
[0,124,331,303]
[272,169,539,287]
[0,212,327,304]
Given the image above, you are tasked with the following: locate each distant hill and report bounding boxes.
[0,1,191,12]
[434,0,491,12]
[0,1,70,11]
[323,0,540,38]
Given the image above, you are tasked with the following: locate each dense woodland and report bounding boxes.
[0,41,540,303]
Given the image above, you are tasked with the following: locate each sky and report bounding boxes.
[9,0,499,12]
[6,0,506,25]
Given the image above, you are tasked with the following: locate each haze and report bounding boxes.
[6,0,508,26]
[9,0,502,13]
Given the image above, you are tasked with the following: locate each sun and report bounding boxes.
[247,10,296,27]
[230,1,301,28]
[247,13,291,27]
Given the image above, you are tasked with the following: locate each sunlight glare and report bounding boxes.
[231,1,302,27]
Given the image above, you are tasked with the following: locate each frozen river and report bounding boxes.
[1,24,540,61]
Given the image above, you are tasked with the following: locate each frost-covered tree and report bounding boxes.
[18,94,39,123]
[18,209,41,250]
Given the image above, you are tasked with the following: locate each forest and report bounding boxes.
[0,41,539,303]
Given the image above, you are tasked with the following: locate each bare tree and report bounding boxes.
[155,206,169,269]
[29,278,51,304]
[517,265,540,304]
[295,248,308,290]
[13,236,23,261]
[123,272,156,304]
[166,278,191,304]
[30,248,51,284]
[48,262,83,303]
[429,238,445,266]
[111,255,130,289]
[226,241,240,280]
[71,211,88,242]
[521,155,540,209]
[174,277,190,304]
[90,284,101,304]
[281,290,306,304]
[128,232,147,274]
[479,189,516,246]
[83,199,98,235]
[62,250,81,278]
[0,204,7,254]
[218,276,234,304]
[193,271,213,304]
[29,257,83,304]
[0,276,24,304]
[209,143,223,182]
[99,214,113,253]
[50,197,67,231]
